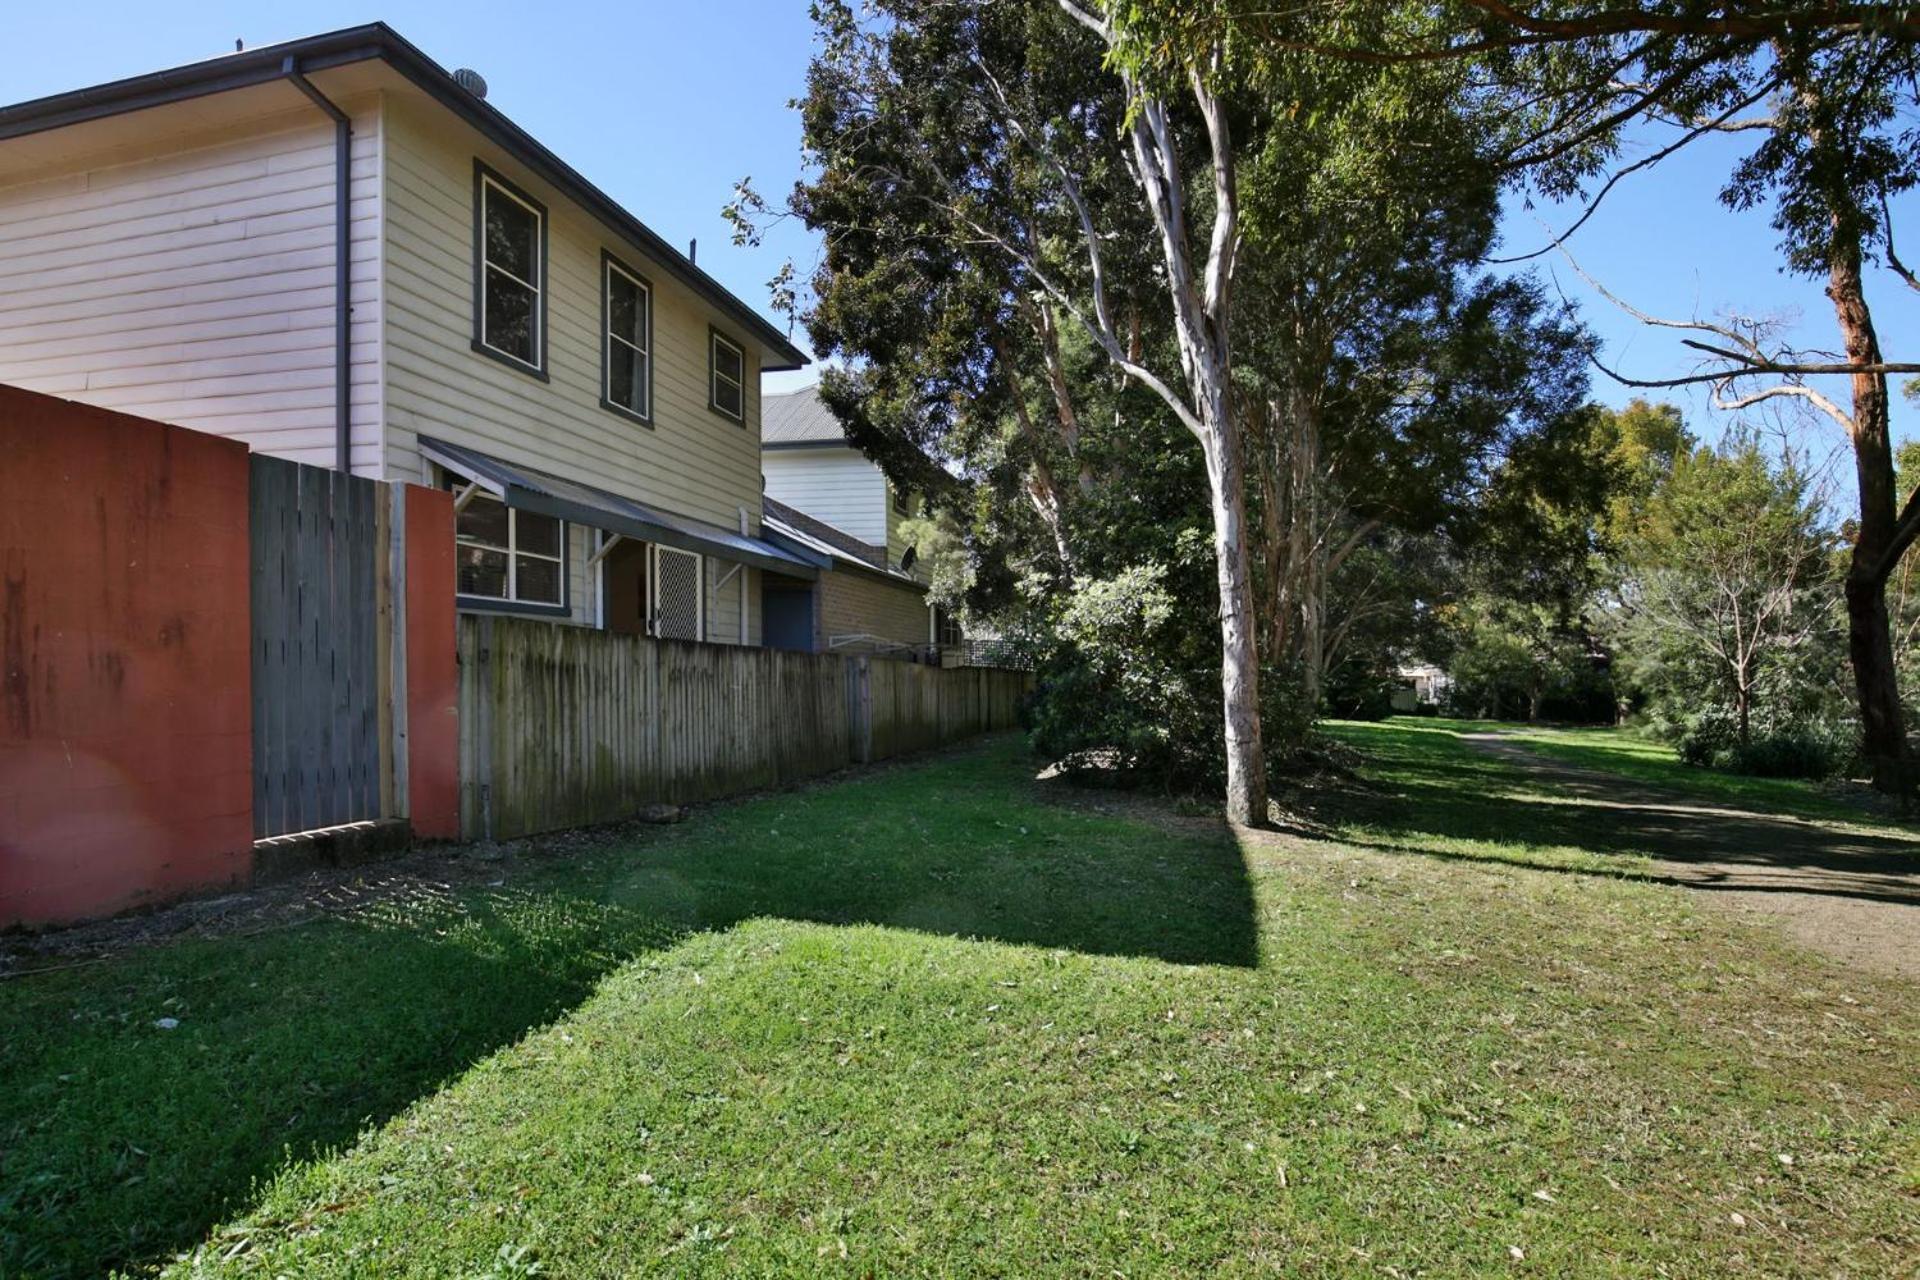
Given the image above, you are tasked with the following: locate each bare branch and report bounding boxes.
[1490,75,1782,265]
[1884,193,1920,296]
[1712,383,1856,435]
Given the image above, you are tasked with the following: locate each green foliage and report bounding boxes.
[894,509,971,611]
[1026,566,1222,789]
[1608,431,1842,752]
[1726,728,1850,780]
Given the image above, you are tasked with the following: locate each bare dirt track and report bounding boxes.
[1465,731,1920,982]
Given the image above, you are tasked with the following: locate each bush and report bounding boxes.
[1674,709,1737,769]
[1724,729,1843,780]
[1024,565,1318,795]
[1323,663,1397,722]
[1026,567,1222,790]
[1670,707,1849,779]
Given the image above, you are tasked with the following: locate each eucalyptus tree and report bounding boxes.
[768,0,1277,821]
[1196,0,1920,784]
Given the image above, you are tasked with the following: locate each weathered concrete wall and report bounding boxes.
[1,384,253,926]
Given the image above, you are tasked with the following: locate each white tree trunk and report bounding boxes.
[1202,394,1267,825]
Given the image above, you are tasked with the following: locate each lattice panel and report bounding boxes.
[653,546,702,640]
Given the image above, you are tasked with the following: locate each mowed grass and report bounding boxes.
[1458,716,1911,832]
[3,734,1916,1277]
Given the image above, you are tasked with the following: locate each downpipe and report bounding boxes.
[284,58,352,474]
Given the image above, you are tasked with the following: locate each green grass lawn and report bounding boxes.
[3,733,1915,1277]
[1433,716,1912,831]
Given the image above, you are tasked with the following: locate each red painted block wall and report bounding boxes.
[0,385,253,927]
[405,485,459,839]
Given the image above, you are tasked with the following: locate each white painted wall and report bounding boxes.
[763,445,887,543]
[0,102,384,472]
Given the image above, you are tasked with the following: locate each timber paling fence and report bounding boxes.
[458,615,1032,840]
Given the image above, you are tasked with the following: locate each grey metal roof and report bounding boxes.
[420,436,817,579]
[762,497,925,588]
[0,23,808,371]
[762,386,851,446]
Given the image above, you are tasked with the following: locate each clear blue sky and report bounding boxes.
[7,2,1915,456]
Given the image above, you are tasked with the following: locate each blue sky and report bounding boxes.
[7,1,1914,457]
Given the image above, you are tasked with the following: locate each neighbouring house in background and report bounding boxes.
[1392,663,1452,712]
[0,22,818,645]
[759,386,956,657]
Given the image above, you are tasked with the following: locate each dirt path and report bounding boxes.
[1463,732,1920,981]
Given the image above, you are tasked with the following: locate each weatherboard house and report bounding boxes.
[758,386,951,658]
[0,23,883,647]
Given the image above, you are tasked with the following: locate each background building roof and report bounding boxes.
[762,386,851,446]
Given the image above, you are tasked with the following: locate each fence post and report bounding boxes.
[476,615,495,841]
[847,655,873,764]
[383,481,409,821]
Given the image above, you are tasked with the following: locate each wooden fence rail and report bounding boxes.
[458,616,1029,841]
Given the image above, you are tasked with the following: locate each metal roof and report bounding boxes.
[762,386,851,446]
[761,497,924,590]
[0,23,808,371]
[420,436,817,579]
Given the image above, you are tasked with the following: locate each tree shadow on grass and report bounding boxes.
[1315,726,1920,909]
[0,739,1255,1279]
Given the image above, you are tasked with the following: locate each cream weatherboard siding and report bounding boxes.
[763,446,886,543]
[0,102,384,472]
[0,84,779,644]
[379,96,769,635]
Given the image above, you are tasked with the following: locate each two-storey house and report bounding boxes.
[0,23,817,644]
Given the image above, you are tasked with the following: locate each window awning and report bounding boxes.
[421,436,819,580]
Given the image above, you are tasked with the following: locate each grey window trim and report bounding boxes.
[600,249,655,427]
[471,159,549,380]
[708,326,746,424]
[445,476,570,617]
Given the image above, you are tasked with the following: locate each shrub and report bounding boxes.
[1024,565,1317,794]
[1724,729,1844,780]
[1674,709,1737,769]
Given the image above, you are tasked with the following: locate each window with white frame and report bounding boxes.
[709,329,745,421]
[476,168,544,370]
[449,482,565,610]
[604,255,652,420]
[650,545,703,640]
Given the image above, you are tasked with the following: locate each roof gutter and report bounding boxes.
[283,58,352,474]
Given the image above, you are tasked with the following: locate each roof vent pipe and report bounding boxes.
[689,238,697,264]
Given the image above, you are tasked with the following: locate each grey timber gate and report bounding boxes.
[249,454,388,838]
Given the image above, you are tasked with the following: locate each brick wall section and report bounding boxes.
[0,386,253,927]
[819,569,928,650]
[405,485,459,839]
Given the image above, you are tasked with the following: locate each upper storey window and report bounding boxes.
[603,254,653,422]
[710,329,745,422]
[474,165,546,375]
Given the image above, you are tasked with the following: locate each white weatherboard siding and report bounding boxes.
[763,446,886,544]
[0,102,384,473]
[380,96,764,534]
